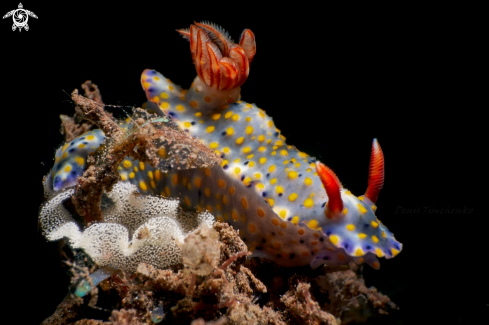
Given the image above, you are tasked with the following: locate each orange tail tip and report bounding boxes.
[365,138,385,204]
[316,161,344,215]
[178,21,255,90]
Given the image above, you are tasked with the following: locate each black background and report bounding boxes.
[2,2,484,324]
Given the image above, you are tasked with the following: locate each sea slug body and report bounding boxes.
[47,22,402,270]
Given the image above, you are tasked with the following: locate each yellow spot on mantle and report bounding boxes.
[241,197,248,209]
[357,204,367,214]
[158,147,166,158]
[218,179,226,188]
[257,208,265,218]
[288,193,298,202]
[329,235,339,245]
[139,181,148,191]
[304,198,314,208]
[194,177,202,188]
[307,219,318,229]
[288,171,298,179]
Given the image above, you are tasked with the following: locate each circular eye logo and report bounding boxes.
[3,3,38,32]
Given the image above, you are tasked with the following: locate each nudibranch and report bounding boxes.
[48,22,402,270]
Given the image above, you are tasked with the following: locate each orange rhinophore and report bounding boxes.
[316,162,343,216]
[365,138,385,204]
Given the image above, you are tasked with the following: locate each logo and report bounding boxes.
[3,3,37,32]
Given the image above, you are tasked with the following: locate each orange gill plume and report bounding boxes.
[364,138,385,204]
[177,21,256,90]
[315,161,344,219]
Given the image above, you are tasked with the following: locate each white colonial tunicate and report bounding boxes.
[39,180,215,272]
